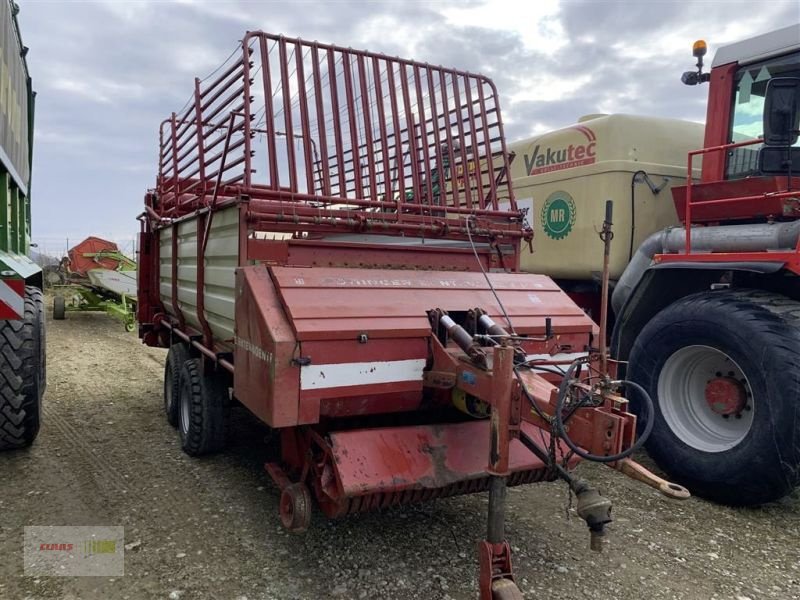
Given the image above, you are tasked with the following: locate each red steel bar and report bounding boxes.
[425,66,446,207]
[169,113,180,215]
[412,64,433,206]
[371,57,391,200]
[386,63,405,203]
[295,40,315,195]
[476,80,499,208]
[311,44,331,196]
[327,50,347,197]
[154,32,519,239]
[399,64,421,203]
[193,78,207,205]
[463,75,485,206]
[438,68,460,209]
[450,71,473,209]
[278,40,298,192]
[682,138,764,254]
[256,35,280,189]
[357,54,378,199]
[342,53,362,198]
[240,44,253,188]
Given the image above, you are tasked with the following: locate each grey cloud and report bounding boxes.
[17,0,797,248]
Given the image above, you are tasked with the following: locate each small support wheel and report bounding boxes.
[492,579,523,600]
[53,296,66,320]
[124,319,136,333]
[280,482,311,533]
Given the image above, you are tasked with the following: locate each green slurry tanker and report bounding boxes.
[0,0,43,450]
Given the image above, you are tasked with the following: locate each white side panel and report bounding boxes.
[158,206,239,344]
[300,359,426,390]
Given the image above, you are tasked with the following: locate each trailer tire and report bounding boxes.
[53,296,66,320]
[0,287,43,450]
[628,289,800,506]
[178,358,228,456]
[280,483,312,533]
[164,343,189,428]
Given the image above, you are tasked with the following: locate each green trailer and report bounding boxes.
[0,0,44,450]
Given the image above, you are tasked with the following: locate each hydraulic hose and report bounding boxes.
[554,359,654,463]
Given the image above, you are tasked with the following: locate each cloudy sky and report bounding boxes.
[17,0,799,257]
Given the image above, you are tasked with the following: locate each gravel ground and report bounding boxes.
[1,308,799,600]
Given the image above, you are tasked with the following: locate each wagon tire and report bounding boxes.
[178,358,228,456]
[0,287,43,450]
[280,482,312,533]
[628,289,800,506]
[163,343,189,427]
[53,296,66,320]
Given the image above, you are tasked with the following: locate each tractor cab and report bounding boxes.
[672,24,800,225]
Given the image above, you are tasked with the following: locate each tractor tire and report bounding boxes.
[177,358,228,456]
[628,289,800,506]
[32,287,46,398]
[53,296,66,320]
[163,343,189,427]
[0,287,44,450]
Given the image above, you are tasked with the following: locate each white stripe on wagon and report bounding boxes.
[300,358,426,391]
[0,280,24,318]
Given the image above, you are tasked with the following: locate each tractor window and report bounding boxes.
[726,51,800,179]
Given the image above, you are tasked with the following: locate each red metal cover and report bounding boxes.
[68,236,120,278]
[329,420,573,497]
[269,266,593,341]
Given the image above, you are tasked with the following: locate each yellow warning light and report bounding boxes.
[693,39,708,58]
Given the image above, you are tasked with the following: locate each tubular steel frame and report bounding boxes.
[151,32,526,243]
[141,32,532,369]
[657,138,800,273]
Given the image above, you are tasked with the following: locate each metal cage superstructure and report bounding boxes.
[151,32,526,241]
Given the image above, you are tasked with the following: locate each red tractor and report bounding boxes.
[509,25,800,506]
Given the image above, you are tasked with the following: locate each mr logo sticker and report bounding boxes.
[541,191,577,240]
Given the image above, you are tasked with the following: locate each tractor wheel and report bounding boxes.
[163,343,189,427]
[492,579,524,600]
[53,296,66,320]
[177,358,228,456]
[628,289,800,506]
[280,482,312,533]
[30,287,46,398]
[0,287,43,450]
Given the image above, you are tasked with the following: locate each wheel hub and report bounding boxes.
[657,345,755,453]
[704,377,747,416]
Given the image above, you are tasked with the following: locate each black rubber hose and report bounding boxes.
[554,361,654,463]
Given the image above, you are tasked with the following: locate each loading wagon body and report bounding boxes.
[137,32,680,597]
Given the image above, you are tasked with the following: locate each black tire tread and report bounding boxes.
[164,343,189,427]
[179,358,227,456]
[629,288,800,505]
[0,287,43,450]
[53,296,66,320]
